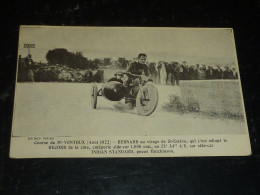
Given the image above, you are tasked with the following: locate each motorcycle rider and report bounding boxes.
[127,53,149,76]
[125,53,149,108]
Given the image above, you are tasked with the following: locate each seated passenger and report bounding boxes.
[108,72,124,84]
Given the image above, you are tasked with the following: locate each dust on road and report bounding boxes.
[12,83,247,137]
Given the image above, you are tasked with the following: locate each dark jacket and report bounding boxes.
[214,69,223,79]
[127,61,149,76]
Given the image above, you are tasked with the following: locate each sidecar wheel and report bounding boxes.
[91,82,98,109]
[136,83,158,116]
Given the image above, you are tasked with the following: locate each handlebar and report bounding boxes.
[114,71,153,82]
[114,71,140,77]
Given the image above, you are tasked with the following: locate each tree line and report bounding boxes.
[46,48,96,69]
[45,48,129,69]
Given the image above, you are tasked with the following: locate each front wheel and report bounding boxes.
[136,83,158,116]
[91,82,98,109]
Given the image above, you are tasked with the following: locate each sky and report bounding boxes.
[18,26,238,65]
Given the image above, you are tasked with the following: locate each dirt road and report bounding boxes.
[12,83,247,137]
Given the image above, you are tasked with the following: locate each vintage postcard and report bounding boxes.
[10,26,251,158]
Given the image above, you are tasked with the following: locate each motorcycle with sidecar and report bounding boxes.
[91,72,158,116]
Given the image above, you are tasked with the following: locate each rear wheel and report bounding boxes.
[136,83,158,116]
[91,82,98,109]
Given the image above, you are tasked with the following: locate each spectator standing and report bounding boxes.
[206,66,214,79]
[198,64,206,80]
[93,69,103,83]
[214,65,223,79]
[189,65,196,80]
[194,64,200,80]
[159,62,167,85]
[166,62,174,85]
[231,68,238,79]
[165,62,172,84]
[172,62,182,85]
[157,62,162,84]
[18,54,35,82]
[183,64,190,80]
[148,62,158,83]
[179,61,186,80]
[83,70,93,83]
[45,67,57,81]
[223,66,233,79]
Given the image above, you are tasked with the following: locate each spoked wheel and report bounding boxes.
[136,83,158,116]
[91,82,98,109]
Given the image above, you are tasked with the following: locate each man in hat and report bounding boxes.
[170,62,182,85]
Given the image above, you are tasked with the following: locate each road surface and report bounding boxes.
[12,83,247,137]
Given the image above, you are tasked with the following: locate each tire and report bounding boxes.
[136,83,158,116]
[91,82,98,109]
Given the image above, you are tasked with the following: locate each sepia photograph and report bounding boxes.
[2,1,259,193]
[10,26,251,157]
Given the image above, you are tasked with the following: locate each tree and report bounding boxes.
[93,58,102,67]
[103,58,111,66]
[117,57,128,69]
[46,48,69,65]
[46,48,92,69]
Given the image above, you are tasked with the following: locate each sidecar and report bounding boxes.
[91,72,158,116]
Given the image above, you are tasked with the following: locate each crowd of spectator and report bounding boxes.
[17,55,104,82]
[34,65,104,83]
[17,55,239,86]
[148,61,238,85]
